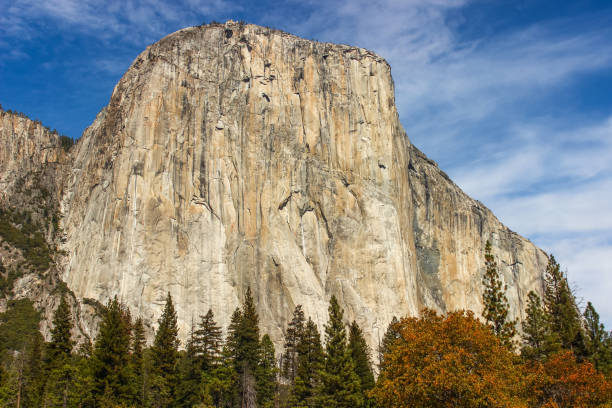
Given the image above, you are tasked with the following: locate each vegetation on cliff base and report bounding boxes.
[0,247,611,407]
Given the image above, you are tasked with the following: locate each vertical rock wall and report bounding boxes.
[22,22,549,348]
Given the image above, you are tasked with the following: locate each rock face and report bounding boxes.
[0,110,94,342]
[3,22,549,348]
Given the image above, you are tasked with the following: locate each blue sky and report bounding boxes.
[1,0,611,326]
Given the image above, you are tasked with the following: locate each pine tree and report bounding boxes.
[131,316,146,406]
[206,339,239,408]
[378,316,400,367]
[236,287,261,408]
[176,321,202,407]
[23,333,45,407]
[481,240,517,348]
[348,321,375,395]
[290,318,324,408]
[47,295,73,364]
[256,334,277,408]
[583,302,612,374]
[521,291,557,361]
[195,308,223,371]
[543,255,585,355]
[316,295,363,408]
[283,305,305,383]
[90,296,135,405]
[151,292,180,407]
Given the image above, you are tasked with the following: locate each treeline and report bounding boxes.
[0,104,75,152]
[375,242,612,407]
[1,242,611,407]
[0,288,376,407]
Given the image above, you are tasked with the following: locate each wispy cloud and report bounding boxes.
[0,0,238,46]
[270,0,612,324]
[2,0,611,325]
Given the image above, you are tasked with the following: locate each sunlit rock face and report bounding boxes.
[58,22,548,347]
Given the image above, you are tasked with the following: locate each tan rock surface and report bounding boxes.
[2,22,548,349]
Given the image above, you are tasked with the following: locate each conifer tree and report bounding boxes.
[47,295,73,363]
[348,321,375,394]
[131,316,146,405]
[283,305,305,383]
[195,308,223,371]
[290,317,324,408]
[521,291,557,361]
[378,316,399,367]
[583,302,612,374]
[317,295,362,408]
[236,287,261,408]
[151,292,180,407]
[90,296,134,404]
[176,321,202,408]
[23,333,44,407]
[206,336,239,408]
[481,240,517,347]
[256,334,277,408]
[543,255,585,355]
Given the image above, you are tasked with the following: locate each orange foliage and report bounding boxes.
[372,309,527,408]
[523,351,612,408]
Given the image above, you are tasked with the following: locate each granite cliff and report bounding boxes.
[1,22,548,347]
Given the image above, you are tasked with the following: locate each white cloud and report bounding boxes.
[0,0,238,46]
[2,0,611,325]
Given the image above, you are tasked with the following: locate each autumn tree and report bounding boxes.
[482,240,517,347]
[523,350,612,407]
[373,310,526,408]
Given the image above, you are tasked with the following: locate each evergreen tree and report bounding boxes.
[283,305,305,383]
[131,316,147,406]
[348,321,375,394]
[583,302,612,374]
[256,334,277,408]
[378,316,400,368]
[235,287,261,408]
[175,321,202,407]
[543,255,585,355]
[205,340,239,408]
[521,291,557,361]
[42,295,75,407]
[290,318,324,408]
[316,296,362,408]
[47,295,73,364]
[22,333,45,407]
[90,296,135,405]
[481,240,517,347]
[195,308,223,371]
[151,292,180,407]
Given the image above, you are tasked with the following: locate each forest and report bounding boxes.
[0,242,611,407]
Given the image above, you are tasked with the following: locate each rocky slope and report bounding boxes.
[2,22,548,348]
[0,109,95,342]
